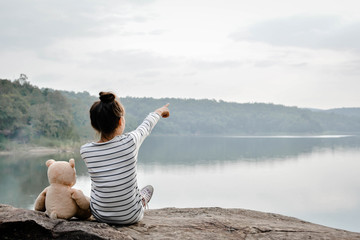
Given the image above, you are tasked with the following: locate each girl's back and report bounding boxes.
[80,92,169,225]
[81,134,143,224]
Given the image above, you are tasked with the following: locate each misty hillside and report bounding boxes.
[60,90,360,137]
[1,78,360,149]
[325,108,360,118]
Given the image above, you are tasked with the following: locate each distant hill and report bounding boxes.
[325,108,360,118]
[62,90,360,137]
[1,78,360,149]
[0,78,78,146]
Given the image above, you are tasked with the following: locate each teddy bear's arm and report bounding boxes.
[34,187,49,211]
[71,189,90,210]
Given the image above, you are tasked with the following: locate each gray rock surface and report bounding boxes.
[0,204,359,240]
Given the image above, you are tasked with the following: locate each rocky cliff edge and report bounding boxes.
[0,204,359,240]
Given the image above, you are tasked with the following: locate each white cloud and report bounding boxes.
[190,60,244,70]
[1,0,360,109]
[0,0,153,50]
[230,15,360,51]
[84,49,178,71]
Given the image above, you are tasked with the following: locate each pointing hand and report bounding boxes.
[155,103,170,118]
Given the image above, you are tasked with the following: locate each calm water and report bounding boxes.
[1,135,359,232]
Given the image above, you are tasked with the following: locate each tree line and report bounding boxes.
[1,78,360,149]
[119,97,360,135]
[0,77,77,148]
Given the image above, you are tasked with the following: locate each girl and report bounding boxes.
[80,92,170,225]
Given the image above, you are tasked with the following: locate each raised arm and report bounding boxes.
[130,103,170,148]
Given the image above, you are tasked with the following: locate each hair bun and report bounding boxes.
[99,92,115,103]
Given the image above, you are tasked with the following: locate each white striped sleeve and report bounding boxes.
[129,112,160,148]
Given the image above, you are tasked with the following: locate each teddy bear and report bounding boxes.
[34,158,92,220]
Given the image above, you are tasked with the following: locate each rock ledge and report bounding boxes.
[0,204,359,240]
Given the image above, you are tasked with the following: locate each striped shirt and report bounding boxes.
[80,112,160,224]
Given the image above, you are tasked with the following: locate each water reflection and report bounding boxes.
[139,135,360,165]
[0,135,359,232]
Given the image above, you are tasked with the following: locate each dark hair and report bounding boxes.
[90,92,125,135]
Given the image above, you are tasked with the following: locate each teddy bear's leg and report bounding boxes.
[34,187,48,211]
[47,210,58,219]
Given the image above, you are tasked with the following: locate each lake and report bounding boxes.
[1,135,359,233]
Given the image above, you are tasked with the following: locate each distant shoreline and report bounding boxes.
[223,134,355,139]
[0,146,77,156]
[1,134,357,156]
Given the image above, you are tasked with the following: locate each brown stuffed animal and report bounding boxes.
[34,159,91,220]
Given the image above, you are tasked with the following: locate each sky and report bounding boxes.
[1,0,360,109]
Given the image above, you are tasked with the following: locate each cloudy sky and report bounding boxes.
[1,0,360,109]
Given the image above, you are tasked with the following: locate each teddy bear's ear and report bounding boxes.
[69,158,75,168]
[46,159,55,167]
